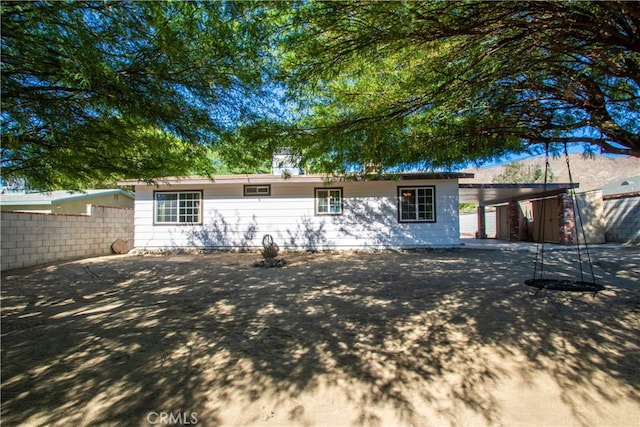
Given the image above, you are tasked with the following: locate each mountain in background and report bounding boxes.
[461,154,640,192]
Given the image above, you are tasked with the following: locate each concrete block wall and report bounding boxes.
[1,205,134,271]
[459,211,496,238]
[604,194,640,244]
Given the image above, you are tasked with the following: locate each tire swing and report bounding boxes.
[524,144,605,295]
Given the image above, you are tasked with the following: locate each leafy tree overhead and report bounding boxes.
[274,1,640,173]
[2,1,638,187]
[1,1,275,189]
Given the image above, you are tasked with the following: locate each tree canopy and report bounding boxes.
[1,0,276,189]
[274,1,640,173]
[2,1,639,188]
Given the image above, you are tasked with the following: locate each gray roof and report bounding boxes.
[118,171,474,186]
[0,189,133,206]
[600,176,640,196]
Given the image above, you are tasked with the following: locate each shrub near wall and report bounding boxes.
[1,205,134,271]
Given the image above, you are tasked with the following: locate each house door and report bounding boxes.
[496,206,509,240]
[532,198,559,243]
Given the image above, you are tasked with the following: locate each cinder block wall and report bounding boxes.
[1,205,134,271]
[459,211,496,238]
[604,195,640,244]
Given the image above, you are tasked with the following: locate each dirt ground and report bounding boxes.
[2,247,639,427]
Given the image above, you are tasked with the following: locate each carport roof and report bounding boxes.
[459,183,578,205]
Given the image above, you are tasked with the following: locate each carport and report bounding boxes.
[458,183,581,245]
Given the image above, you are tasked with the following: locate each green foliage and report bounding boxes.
[459,203,478,214]
[1,1,274,189]
[2,1,638,187]
[492,163,556,184]
[270,1,640,173]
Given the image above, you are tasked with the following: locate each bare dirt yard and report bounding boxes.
[2,247,639,427]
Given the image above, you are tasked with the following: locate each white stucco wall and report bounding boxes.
[132,179,461,250]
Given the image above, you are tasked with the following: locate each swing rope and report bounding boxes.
[526,143,603,294]
[564,143,597,284]
[532,144,551,280]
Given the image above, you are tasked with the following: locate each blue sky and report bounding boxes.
[473,143,629,169]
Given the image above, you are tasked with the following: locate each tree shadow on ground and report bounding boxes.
[1,248,639,426]
[184,211,258,249]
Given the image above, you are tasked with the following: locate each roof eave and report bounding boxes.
[118,172,473,186]
[52,189,134,203]
[0,189,134,205]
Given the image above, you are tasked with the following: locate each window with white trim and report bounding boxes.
[315,188,342,215]
[155,191,202,224]
[244,185,271,196]
[398,186,435,222]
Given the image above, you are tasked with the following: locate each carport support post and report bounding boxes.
[558,193,575,245]
[476,205,487,239]
[508,201,520,241]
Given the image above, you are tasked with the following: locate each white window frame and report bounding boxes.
[315,187,343,215]
[154,191,202,225]
[398,186,436,223]
[244,184,271,196]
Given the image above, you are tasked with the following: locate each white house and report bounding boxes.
[119,172,473,251]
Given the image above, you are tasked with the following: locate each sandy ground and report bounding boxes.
[1,248,639,427]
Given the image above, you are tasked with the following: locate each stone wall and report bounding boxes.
[1,205,133,271]
[558,193,575,245]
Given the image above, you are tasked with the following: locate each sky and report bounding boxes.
[472,143,629,169]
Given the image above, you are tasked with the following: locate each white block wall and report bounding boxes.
[604,195,640,244]
[459,211,497,238]
[133,180,461,250]
[1,205,133,271]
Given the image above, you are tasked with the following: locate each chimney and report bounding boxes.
[272,149,302,175]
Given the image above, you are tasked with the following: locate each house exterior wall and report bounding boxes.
[132,179,461,250]
[1,205,134,271]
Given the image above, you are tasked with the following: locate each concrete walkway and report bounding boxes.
[460,237,636,252]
